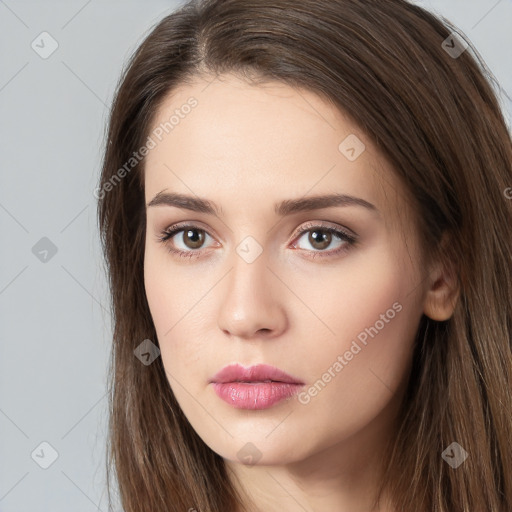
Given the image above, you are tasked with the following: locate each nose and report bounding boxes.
[217,248,288,340]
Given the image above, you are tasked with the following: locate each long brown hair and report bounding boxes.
[96,0,512,510]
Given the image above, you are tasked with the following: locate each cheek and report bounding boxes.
[143,247,211,377]
[302,240,417,350]
[144,248,172,333]
[294,295,418,450]
[334,245,418,368]
[293,243,422,428]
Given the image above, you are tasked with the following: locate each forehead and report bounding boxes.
[143,73,409,226]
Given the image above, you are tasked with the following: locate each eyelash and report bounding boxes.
[156,221,358,261]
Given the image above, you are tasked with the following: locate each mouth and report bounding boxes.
[210,364,304,410]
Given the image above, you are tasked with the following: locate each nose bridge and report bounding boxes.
[226,237,271,306]
[217,237,286,338]
[221,227,268,285]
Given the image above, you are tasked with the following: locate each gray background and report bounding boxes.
[0,1,510,511]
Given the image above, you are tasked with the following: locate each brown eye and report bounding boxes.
[291,223,356,260]
[181,228,206,249]
[308,229,332,250]
[158,223,217,259]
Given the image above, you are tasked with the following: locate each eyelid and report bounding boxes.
[290,220,357,241]
[158,220,220,242]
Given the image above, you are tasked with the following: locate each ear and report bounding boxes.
[423,232,459,321]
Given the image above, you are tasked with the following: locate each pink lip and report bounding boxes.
[210,364,304,410]
[210,363,304,385]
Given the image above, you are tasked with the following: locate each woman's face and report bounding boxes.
[143,73,428,468]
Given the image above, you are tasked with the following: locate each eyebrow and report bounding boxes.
[147,191,379,216]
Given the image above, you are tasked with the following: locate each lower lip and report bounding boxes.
[211,382,303,410]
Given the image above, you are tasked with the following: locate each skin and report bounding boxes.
[143,73,458,512]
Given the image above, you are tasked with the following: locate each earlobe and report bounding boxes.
[423,235,460,321]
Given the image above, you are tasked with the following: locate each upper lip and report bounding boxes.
[210,364,304,384]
